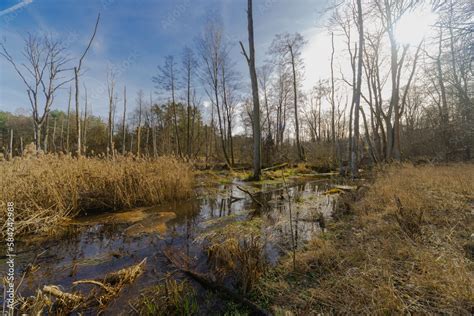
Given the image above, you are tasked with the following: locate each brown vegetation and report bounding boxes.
[18,258,147,314]
[256,163,474,314]
[195,217,267,296]
[0,150,193,237]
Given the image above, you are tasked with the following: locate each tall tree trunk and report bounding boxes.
[122,86,127,155]
[60,115,64,151]
[108,83,114,158]
[66,86,72,153]
[43,113,49,153]
[387,22,401,160]
[351,0,364,177]
[330,32,336,159]
[361,107,377,163]
[52,117,57,152]
[171,79,182,158]
[289,47,303,161]
[436,28,449,154]
[137,96,142,157]
[214,84,231,166]
[8,128,13,160]
[34,122,41,152]
[83,87,88,155]
[240,0,261,180]
[186,67,191,158]
[20,136,23,156]
[74,67,82,157]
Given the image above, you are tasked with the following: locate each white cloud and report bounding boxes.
[0,0,34,17]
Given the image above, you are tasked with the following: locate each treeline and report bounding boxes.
[0,102,211,159]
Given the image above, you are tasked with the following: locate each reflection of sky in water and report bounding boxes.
[2,178,339,312]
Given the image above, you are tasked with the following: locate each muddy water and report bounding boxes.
[2,176,339,314]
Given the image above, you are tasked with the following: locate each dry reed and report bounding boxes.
[0,150,193,237]
[256,163,474,314]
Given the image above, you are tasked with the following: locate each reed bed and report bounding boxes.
[0,153,193,237]
[256,163,474,314]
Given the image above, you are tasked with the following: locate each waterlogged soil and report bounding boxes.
[1,174,343,314]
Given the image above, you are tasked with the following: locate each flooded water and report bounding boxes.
[1,175,340,314]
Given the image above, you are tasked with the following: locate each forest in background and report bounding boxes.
[0,0,471,171]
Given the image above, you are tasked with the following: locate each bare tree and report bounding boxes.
[375,0,418,160]
[1,34,73,150]
[182,46,198,159]
[198,16,233,166]
[269,33,307,161]
[240,0,262,180]
[73,13,100,157]
[153,55,182,157]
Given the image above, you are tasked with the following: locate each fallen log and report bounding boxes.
[333,185,357,191]
[262,162,288,172]
[236,185,264,208]
[163,249,270,316]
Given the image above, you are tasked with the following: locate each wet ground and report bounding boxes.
[1,174,341,314]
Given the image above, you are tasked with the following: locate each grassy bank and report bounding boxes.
[255,163,473,314]
[1,154,193,237]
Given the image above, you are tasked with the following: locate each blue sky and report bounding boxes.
[0,0,331,118]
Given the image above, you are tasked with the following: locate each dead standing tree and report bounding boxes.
[73,13,100,157]
[136,90,144,157]
[1,35,73,151]
[240,0,262,180]
[122,86,127,155]
[107,69,116,158]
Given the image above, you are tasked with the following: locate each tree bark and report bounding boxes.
[74,67,81,157]
[66,86,72,153]
[240,0,262,180]
[122,86,127,155]
[289,46,304,161]
[351,0,364,177]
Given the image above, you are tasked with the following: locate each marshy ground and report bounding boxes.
[1,158,473,315]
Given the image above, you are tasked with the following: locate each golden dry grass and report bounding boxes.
[256,163,474,314]
[0,153,193,237]
[198,218,267,295]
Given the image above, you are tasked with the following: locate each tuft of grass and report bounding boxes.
[0,154,193,237]
[255,163,474,314]
[198,218,267,295]
[131,279,198,316]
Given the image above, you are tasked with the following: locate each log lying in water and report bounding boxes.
[163,249,270,316]
[236,185,264,209]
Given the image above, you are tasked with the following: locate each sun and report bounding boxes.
[395,5,438,46]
